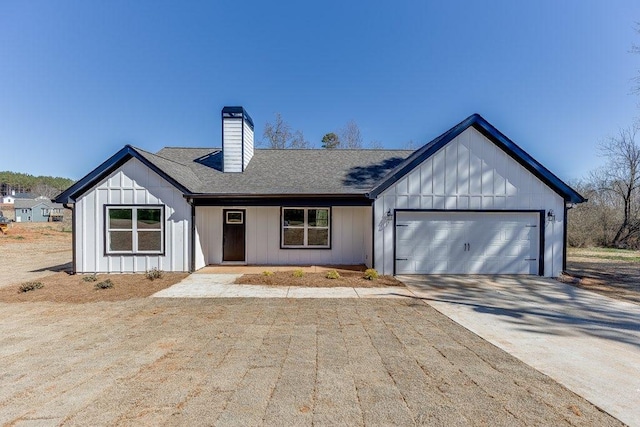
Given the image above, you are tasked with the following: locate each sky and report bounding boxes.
[1,1,640,183]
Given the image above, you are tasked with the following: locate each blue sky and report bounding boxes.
[1,1,639,182]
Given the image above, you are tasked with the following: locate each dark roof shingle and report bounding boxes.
[152,148,413,195]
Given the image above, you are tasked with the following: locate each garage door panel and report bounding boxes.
[395,211,540,275]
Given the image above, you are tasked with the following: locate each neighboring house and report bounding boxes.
[55,107,585,276]
[14,198,65,222]
[1,195,15,204]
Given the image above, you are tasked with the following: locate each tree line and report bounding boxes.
[260,113,388,150]
[0,171,74,199]
[568,25,640,249]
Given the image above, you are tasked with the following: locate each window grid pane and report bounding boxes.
[138,230,162,252]
[109,231,133,252]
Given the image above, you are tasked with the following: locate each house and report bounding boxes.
[14,198,65,222]
[1,195,15,204]
[55,107,584,276]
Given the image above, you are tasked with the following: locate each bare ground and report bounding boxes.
[0,271,188,303]
[0,298,622,426]
[563,249,640,305]
[235,271,404,288]
[0,222,73,289]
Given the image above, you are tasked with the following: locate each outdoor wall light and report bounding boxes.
[386,209,393,220]
[547,209,556,222]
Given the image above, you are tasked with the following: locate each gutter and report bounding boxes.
[63,203,76,274]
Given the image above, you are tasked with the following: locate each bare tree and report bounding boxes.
[261,113,310,149]
[368,140,383,149]
[595,126,640,247]
[568,179,619,247]
[632,23,640,94]
[262,113,292,149]
[340,120,363,149]
[31,182,61,199]
[403,139,417,150]
[290,130,311,149]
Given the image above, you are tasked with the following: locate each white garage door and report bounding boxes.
[395,211,540,275]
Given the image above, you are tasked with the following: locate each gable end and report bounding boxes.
[368,114,585,204]
[55,146,190,204]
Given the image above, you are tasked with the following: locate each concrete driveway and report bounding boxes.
[400,275,640,427]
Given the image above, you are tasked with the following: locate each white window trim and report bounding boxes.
[281,207,331,249]
[105,205,165,255]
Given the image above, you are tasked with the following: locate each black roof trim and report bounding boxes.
[54,145,191,204]
[368,114,586,204]
[189,194,372,207]
[222,106,254,130]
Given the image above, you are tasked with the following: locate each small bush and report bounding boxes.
[363,268,379,280]
[145,268,163,280]
[292,269,305,278]
[325,270,340,279]
[82,274,98,282]
[263,270,275,277]
[95,279,114,290]
[19,282,44,293]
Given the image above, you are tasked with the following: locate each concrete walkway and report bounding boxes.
[152,273,416,299]
[400,275,640,427]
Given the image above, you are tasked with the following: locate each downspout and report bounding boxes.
[189,199,196,273]
[63,203,76,274]
[563,203,572,273]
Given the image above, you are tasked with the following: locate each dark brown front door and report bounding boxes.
[223,210,245,262]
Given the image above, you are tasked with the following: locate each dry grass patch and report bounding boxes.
[235,271,404,288]
[0,272,188,303]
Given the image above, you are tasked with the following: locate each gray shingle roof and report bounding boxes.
[150,148,413,195]
[14,199,63,209]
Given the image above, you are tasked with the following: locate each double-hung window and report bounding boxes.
[106,205,164,254]
[282,207,330,248]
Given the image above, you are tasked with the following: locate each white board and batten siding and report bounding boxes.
[195,206,372,269]
[74,157,191,273]
[374,127,565,277]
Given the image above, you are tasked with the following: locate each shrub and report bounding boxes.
[19,282,44,293]
[82,274,98,282]
[95,279,114,290]
[292,269,305,278]
[263,270,274,277]
[145,268,163,280]
[325,270,340,279]
[363,268,379,280]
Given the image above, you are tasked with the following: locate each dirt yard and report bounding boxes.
[564,247,640,305]
[0,298,622,426]
[0,224,628,425]
[235,271,404,288]
[0,271,188,303]
[0,221,73,288]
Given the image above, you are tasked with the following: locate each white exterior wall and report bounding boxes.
[223,117,243,172]
[243,120,254,170]
[374,127,565,277]
[195,206,372,268]
[75,157,191,273]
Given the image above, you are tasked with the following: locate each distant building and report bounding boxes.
[14,198,64,222]
[1,194,15,204]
